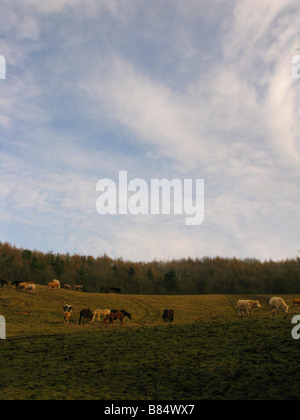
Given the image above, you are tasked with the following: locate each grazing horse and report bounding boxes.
[111,309,132,320]
[79,309,93,325]
[103,311,124,326]
[0,279,8,287]
[162,309,174,323]
[12,280,23,288]
[110,287,121,294]
[92,309,110,323]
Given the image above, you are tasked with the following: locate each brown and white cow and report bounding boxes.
[17,282,28,292]
[63,311,71,324]
[293,299,300,305]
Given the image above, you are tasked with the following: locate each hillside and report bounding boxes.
[1,241,300,295]
[1,285,299,338]
[1,287,300,400]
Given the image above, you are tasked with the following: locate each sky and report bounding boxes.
[0,0,299,262]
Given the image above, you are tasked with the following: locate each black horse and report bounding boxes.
[79,309,93,325]
[0,279,8,287]
[11,280,22,287]
[110,287,121,294]
[162,309,174,323]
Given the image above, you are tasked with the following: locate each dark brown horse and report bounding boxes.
[11,280,23,288]
[0,279,8,287]
[162,309,174,323]
[104,311,124,326]
[110,287,121,294]
[79,309,93,325]
[110,309,132,320]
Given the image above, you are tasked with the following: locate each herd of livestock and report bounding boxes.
[237,297,293,317]
[62,305,175,326]
[1,278,299,326]
[0,279,120,294]
[0,278,175,326]
[0,278,84,292]
[62,299,292,327]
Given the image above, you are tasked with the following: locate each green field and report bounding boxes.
[1,286,300,400]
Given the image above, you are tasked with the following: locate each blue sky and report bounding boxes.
[0,0,299,262]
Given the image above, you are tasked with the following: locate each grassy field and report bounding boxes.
[1,285,300,400]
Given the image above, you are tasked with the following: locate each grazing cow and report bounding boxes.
[0,279,8,287]
[53,279,60,288]
[111,309,132,320]
[100,286,109,293]
[269,297,289,314]
[17,282,28,292]
[63,311,71,324]
[62,304,73,313]
[92,309,110,323]
[293,299,300,305]
[237,300,261,318]
[103,311,124,326]
[74,285,83,292]
[25,284,36,293]
[162,309,174,323]
[64,284,73,290]
[79,309,93,325]
[48,282,59,289]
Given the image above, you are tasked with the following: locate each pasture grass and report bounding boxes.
[0,286,300,400]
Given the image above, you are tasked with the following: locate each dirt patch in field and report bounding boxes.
[12,311,32,316]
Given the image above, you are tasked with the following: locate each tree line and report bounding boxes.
[0,241,299,295]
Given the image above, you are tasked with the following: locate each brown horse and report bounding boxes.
[103,311,124,326]
[162,309,174,323]
[110,309,132,320]
[79,309,93,325]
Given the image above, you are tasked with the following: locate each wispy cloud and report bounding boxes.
[0,0,299,261]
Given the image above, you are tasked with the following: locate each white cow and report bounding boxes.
[53,279,60,288]
[25,284,36,293]
[269,297,289,314]
[237,300,261,318]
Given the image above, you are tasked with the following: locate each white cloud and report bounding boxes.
[1,0,299,261]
